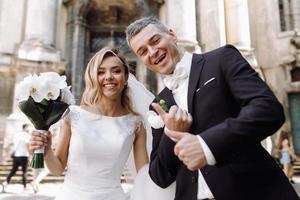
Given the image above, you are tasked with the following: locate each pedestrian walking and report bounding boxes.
[1,123,31,192]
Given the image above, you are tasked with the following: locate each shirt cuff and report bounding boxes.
[197,135,216,165]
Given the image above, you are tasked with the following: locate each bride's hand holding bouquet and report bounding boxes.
[16,72,75,168]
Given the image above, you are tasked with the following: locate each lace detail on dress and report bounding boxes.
[69,105,104,125]
[70,106,81,122]
[123,115,142,136]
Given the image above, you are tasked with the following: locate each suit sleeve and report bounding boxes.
[200,45,285,165]
[148,104,181,188]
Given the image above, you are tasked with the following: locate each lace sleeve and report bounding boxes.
[61,105,81,126]
[134,116,144,135]
[132,115,153,159]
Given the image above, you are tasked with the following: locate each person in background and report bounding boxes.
[1,123,31,192]
[276,131,299,184]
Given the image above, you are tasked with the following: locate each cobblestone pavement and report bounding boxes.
[0,179,299,199]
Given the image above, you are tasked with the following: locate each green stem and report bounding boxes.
[30,153,44,169]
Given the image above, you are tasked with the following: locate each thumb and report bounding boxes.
[152,103,167,119]
[164,128,186,142]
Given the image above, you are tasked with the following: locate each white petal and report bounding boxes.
[41,72,67,89]
[32,93,44,102]
[45,84,60,100]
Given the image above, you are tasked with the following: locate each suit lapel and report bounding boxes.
[159,87,177,107]
[187,54,205,114]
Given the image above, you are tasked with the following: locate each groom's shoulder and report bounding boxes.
[201,44,240,58]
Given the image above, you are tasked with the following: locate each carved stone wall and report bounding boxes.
[64,0,161,102]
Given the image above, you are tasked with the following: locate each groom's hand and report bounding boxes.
[152,103,192,132]
[165,129,208,171]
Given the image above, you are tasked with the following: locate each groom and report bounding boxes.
[126,17,299,200]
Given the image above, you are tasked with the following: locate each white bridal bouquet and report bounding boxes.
[16,72,75,168]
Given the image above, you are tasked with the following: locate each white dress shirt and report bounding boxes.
[162,52,215,200]
[13,131,31,157]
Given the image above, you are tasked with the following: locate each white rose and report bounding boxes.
[147,111,164,129]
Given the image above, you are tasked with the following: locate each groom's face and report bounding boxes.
[129,24,180,75]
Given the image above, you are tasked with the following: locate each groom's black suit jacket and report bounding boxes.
[149,45,299,200]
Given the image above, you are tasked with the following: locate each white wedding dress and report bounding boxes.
[55,105,175,200]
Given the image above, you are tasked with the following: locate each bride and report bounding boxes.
[29,47,175,200]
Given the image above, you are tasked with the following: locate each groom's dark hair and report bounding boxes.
[126,16,169,46]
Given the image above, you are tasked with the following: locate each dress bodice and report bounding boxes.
[57,105,141,200]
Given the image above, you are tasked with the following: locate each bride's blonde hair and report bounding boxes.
[80,46,137,115]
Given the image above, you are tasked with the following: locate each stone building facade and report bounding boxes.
[0,0,300,159]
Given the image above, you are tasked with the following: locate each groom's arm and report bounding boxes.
[148,106,181,188]
[200,45,285,165]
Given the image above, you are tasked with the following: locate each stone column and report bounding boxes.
[17,0,61,62]
[225,0,251,49]
[224,0,260,76]
[164,0,200,52]
[25,0,57,45]
[71,17,86,103]
[218,0,226,46]
[0,0,25,54]
[195,0,226,51]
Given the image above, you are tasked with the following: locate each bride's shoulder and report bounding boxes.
[64,105,81,122]
[68,105,81,115]
[126,114,144,132]
[69,105,80,111]
[128,113,143,124]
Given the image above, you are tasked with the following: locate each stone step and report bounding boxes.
[0,176,64,184]
[293,161,300,175]
[0,170,65,176]
[0,166,34,171]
